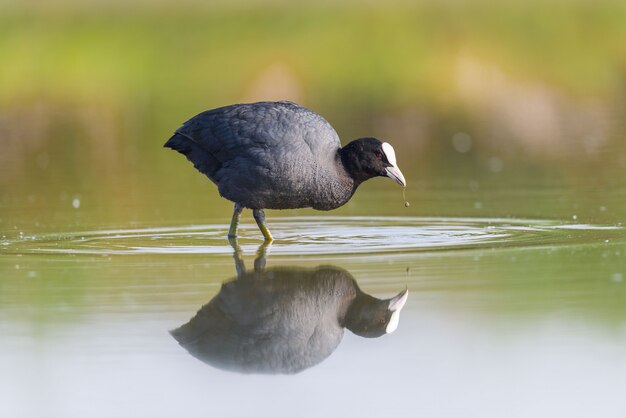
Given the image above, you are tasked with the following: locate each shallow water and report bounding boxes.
[2,212,626,418]
[4,216,623,256]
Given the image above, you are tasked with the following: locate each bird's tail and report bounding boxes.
[164,132,221,182]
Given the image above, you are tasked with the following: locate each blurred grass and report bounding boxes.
[1,1,625,112]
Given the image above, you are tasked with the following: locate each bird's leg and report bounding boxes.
[254,240,272,272]
[228,236,246,277]
[252,209,273,242]
[228,203,244,239]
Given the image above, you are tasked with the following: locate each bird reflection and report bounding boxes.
[170,241,408,375]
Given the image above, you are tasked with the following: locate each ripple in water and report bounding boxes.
[1,217,622,256]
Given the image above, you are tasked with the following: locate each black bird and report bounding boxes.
[164,101,406,241]
[170,265,409,374]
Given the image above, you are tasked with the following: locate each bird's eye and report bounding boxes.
[375,150,382,160]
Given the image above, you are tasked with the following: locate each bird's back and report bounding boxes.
[164,101,346,209]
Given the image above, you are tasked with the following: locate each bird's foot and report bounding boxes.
[252,208,274,243]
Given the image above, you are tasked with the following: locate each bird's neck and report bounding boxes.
[338,144,372,187]
[336,282,359,327]
[306,153,356,211]
[331,152,360,201]
[342,290,380,333]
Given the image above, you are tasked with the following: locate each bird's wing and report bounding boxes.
[164,101,341,182]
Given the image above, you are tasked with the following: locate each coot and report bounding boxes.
[170,264,409,374]
[165,101,406,241]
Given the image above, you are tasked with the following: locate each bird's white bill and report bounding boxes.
[386,309,402,334]
[381,142,406,186]
[386,289,408,334]
[389,289,409,312]
[385,165,407,187]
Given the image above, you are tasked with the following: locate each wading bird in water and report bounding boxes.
[165,101,406,241]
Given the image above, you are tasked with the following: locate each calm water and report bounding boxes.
[2,201,626,417]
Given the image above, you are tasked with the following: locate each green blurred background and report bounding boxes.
[2,5,626,415]
[1,0,626,231]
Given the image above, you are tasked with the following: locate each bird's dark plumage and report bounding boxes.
[165,101,349,210]
[164,101,406,239]
[170,265,409,374]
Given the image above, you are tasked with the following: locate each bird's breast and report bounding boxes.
[216,154,354,210]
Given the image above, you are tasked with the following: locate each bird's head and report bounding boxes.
[340,137,407,187]
[344,288,409,338]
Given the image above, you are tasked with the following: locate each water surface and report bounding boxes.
[2,213,626,418]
